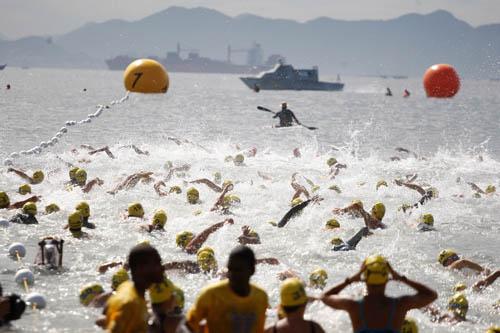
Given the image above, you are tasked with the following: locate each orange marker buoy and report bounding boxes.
[423,64,460,98]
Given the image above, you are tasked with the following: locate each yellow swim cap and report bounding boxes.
[453,283,467,292]
[128,202,144,218]
[371,202,386,220]
[176,231,194,249]
[438,249,458,266]
[309,268,328,289]
[222,179,233,188]
[376,180,388,190]
[22,202,37,215]
[45,203,60,214]
[79,283,104,306]
[325,219,340,229]
[0,191,11,208]
[486,326,500,333]
[363,255,389,285]
[233,154,244,166]
[69,167,79,181]
[327,157,337,167]
[169,186,182,194]
[419,213,434,226]
[32,170,45,184]
[75,168,87,186]
[149,277,174,304]
[186,187,199,204]
[68,211,83,230]
[352,199,363,208]
[152,209,167,228]
[311,185,320,193]
[76,201,90,218]
[223,195,241,208]
[428,187,439,198]
[280,278,308,307]
[291,197,303,207]
[19,184,32,195]
[401,317,418,333]
[331,237,344,246]
[448,293,468,319]
[197,248,217,272]
[485,185,496,194]
[111,268,129,291]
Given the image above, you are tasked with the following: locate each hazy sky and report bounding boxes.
[1,0,499,39]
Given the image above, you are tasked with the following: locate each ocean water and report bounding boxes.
[0,68,499,332]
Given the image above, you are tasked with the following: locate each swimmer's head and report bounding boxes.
[453,283,467,292]
[326,157,337,167]
[485,185,496,194]
[152,209,167,229]
[280,278,308,308]
[291,197,303,207]
[79,283,104,306]
[309,268,328,289]
[18,184,32,195]
[363,255,389,286]
[281,102,287,109]
[74,168,87,186]
[32,170,44,184]
[149,277,174,305]
[186,187,199,204]
[22,202,37,216]
[419,213,434,227]
[486,326,500,333]
[69,167,79,181]
[330,237,344,246]
[45,203,60,214]
[352,199,363,209]
[168,186,182,194]
[223,195,241,208]
[0,191,10,208]
[197,247,217,273]
[233,154,244,166]
[127,202,144,218]
[75,201,90,218]
[371,202,386,221]
[175,231,194,249]
[448,293,468,319]
[427,187,439,198]
[438,249,459,267]
[111,268,130,291]
[376,180,388,190]
[325,218,340,229]
[68,211,83,237]
[400,317,418,333]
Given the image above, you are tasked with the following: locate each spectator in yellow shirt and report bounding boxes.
[105,244,164,333]
[186,245,268,333]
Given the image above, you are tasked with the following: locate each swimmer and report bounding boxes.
[394,179,437,211]
[75,201,95,228]
[34,237,64,268]
[0,191,41,210]
[186,246,269,332]
[467,182,496,197]
[190,178,223,193]
[332,201,387,229]
[291,173,310,201]
[265,278,325,333]
[211,183,235,212]
[124,202,145,220]
[85,268,130,309]
[293,148,301,158]
[118,144,150,155]
[140,210,167,233]
[327,157,347,179]
[403,89,411,97]
[423,293,468,324]
[166,136,211,153]
[278,195,323,228]
[164,163,191,182]
[7,168,45,184]
[237,225,261,245]
[65,211,89,239]
[148,276,187,333]
[88,146,115,159]
[180,218,234,254]
[69,168,103,193]
[386,87,393,96]
[331,227,371,251]
[108,171,154,194]
[321,255,437,332]
[438,249,492,275]
[414,213,436,232]
[9,202,38,224]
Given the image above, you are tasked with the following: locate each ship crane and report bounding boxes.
[176,42,199,56]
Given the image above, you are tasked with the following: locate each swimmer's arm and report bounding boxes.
[256,258,279,265]
[82,178,104,193]
[449,259,485,273]
[7,168,32,182]
[472,270,500,291]
[388,264,437,310]
[163,261,199,273]
[185,219,234,254]
[129,145,149,155]
[210,184,234,211]
[238,235,261,245]
[154,181,168,196]
[89,146,115,159]
[332,202,362,215]
[9,196,41,209]
[98,262,123,274]
[402,182,426,195]
[467,182,485,194]
[80,144,96,151]
[139,224,154,233]
[190,179,223,193]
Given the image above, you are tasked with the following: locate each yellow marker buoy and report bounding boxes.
[124,59,169,93]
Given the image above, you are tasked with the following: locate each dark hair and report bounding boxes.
[4,294,26,322]
[282,304,303,314]
[128,244,161,271]
[228,245,255,268]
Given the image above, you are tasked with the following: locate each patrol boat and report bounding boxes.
[240,62,344,91]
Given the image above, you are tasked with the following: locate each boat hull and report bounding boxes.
[240,77,344,91]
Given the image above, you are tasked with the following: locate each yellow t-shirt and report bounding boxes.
[186,279,268,333]
[105,281,149,333]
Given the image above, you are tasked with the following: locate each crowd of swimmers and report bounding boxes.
[0,142,499,332]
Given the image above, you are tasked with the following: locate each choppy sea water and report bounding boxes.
[0,68,499,332]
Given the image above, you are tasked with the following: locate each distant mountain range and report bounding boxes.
[1,7,499,77]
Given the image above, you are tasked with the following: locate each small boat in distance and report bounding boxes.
[240,62,344,91]
[0,64,7,70]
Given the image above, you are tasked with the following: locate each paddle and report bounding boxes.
[256,106,317,130]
